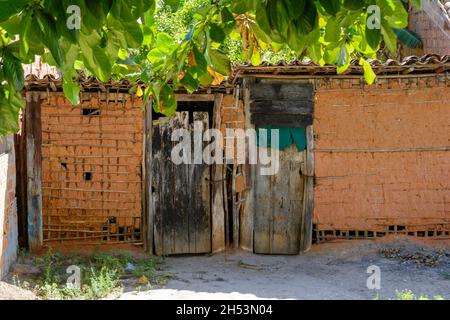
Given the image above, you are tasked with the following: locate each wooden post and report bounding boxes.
[211,94,226,253]
[26,92,43,252]
[143,100,153,253]
[14,111,28,248]
[239,79,254,252]
[301,125,314,252]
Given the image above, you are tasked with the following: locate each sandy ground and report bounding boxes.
[1,237,448,300]
[117,238,450,300]
[0,281,37,300]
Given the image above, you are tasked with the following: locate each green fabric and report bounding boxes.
[256,127,306,151]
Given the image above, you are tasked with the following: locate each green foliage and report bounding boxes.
[395,289,445,300]
[30,250,160,300]
[0,0,414,134]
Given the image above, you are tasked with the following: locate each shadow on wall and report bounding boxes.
[0,135,18,279]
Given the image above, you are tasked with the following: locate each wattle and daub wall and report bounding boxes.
[41,92,143,244]
[0,136,18,278]
[313,76,449,240]
[36,75,450,245]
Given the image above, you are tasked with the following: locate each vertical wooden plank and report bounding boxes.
[270,147,303,254]
[174,111,190,254]
[189,111,211,253]
[211,94,225,253]
[143,100,153,253]
[253,146,304,254]
[14,112,28,248]
[300,125,314,252]
[252,154,272,253]
[26,92,43,252]
[240,81,254,252]
[231,164,238,249]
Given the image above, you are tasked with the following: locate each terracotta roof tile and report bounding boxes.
[24,55,450,90]
[232,55,450,80]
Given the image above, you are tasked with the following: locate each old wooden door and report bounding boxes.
[248,79,313,254]
[253,145,305,254]
[152,107,212,255]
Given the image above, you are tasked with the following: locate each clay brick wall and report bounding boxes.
[220,94,246,163]
[313,78,449,234]
[0,135,18,278]
[407,1,450,56]
[41,92,144,243]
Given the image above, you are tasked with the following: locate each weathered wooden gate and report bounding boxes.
[253,146,305,254]
[246,78,314,254]
[152,103,213,255]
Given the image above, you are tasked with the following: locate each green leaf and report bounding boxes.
[359,58,376,84]
[381,20,397,52]
[284,0,306,20]
[207,48,231,76]
[365,25,381,50]
[63,77,80,105]
[0,0,29,23]
[318,0,342,16]
[231,0,258,14]
[377,0,408,29]
[209,23,226,43]
[2,49,24,90]
[343,0,366,10]
[250,47,261,66]
[325,18,340,42]
[159,84,177,116]
[79,32,112,81]
[163,0,181,12]
[156,33,175,54]
[0,87,24,135]
[35,10,64,67]
[296,0,318,34]
[180,70,200,93]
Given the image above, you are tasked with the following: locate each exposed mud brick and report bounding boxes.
[314,83,450,231]
[406,2,450,56]
[41,93,144,244]
[0,136,18,279]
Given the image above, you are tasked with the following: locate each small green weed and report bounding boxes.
[23,250,161,300]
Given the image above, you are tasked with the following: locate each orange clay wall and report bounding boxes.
[407,1,450,56]
[313,77,450,234]
[41,92,143,244]
[0,135,18,278]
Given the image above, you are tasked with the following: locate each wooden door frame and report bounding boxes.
[241,78,315,253]
[15,91,44,253]
[301,125,314,253]
[143,93,226,255]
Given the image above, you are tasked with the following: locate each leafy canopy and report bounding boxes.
[0,0,416,135]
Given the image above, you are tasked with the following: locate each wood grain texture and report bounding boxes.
[250,100,313,115]
[250,81,313,101]
[211,94,226,253]
[239,83,254,252]
[250,114,313,127]
[143,100,153,253]
[152,111,211,255]
[26,92,43,252]
[301,125,314,253]
[253,146,304,254]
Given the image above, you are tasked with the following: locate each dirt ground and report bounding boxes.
[1,237,449,300]
[0,281,37,300]
[117,238,450,300]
